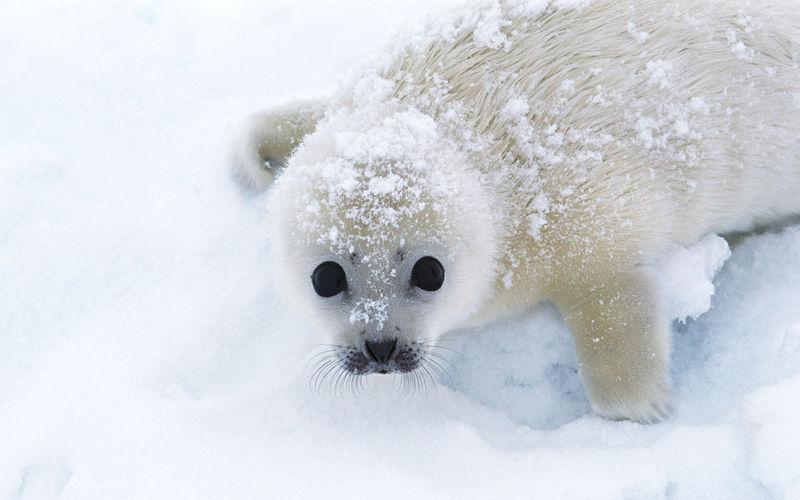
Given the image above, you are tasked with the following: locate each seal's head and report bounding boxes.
[268,102,497,384]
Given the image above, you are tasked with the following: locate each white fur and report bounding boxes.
[235,0,800,422]
[230,99,325,191]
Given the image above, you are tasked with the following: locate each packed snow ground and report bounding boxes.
[2,1,800,498]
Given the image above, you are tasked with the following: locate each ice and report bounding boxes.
[2,0,799,498]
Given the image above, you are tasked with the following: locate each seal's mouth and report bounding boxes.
[342,343,420,375]
[309,340,456,393]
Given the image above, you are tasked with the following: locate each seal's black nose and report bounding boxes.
[364,338,397,364]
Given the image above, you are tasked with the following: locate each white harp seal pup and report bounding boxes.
[232,0,800,422]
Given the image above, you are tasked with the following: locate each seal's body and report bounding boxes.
[234,0,800,422]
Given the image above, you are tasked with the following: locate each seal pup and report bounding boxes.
[232,0,800,422]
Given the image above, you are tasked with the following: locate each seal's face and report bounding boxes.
[304,253,448,378]
[267,105,497,386]
[309,253,445,375]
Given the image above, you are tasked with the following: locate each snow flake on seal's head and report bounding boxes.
[290,103,458,260]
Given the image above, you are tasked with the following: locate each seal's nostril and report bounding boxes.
[364,338,397,364]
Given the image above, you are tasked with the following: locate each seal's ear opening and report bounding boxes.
[229,113,280,192]
[230,98,327,193]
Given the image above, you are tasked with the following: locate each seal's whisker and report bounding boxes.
[402,372,412,395]
[425,350,461,372]
[310,358,339,393]
[332,367,349,398]
[307,349,343,364]
[419,359,441,387]
[417,362,438,392]
[352,373,364,395]
[344,372,354,395]
[424,344,465,360]
[422,358,450,386]
[424,351,461,378]
[319,362,343,394]
[309,353,339,373]
[425,356,457,386]
[416,337,456,345]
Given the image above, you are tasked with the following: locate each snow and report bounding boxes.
[657,234,731,323]
[2,0,800,498]
[645,59,674,90]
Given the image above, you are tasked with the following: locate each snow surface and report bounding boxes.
[2,0,800,498]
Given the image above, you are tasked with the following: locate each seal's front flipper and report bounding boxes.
[558,271,671,423]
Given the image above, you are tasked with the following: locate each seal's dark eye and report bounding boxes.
[411,256,445,292]
[311,261,347,297]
